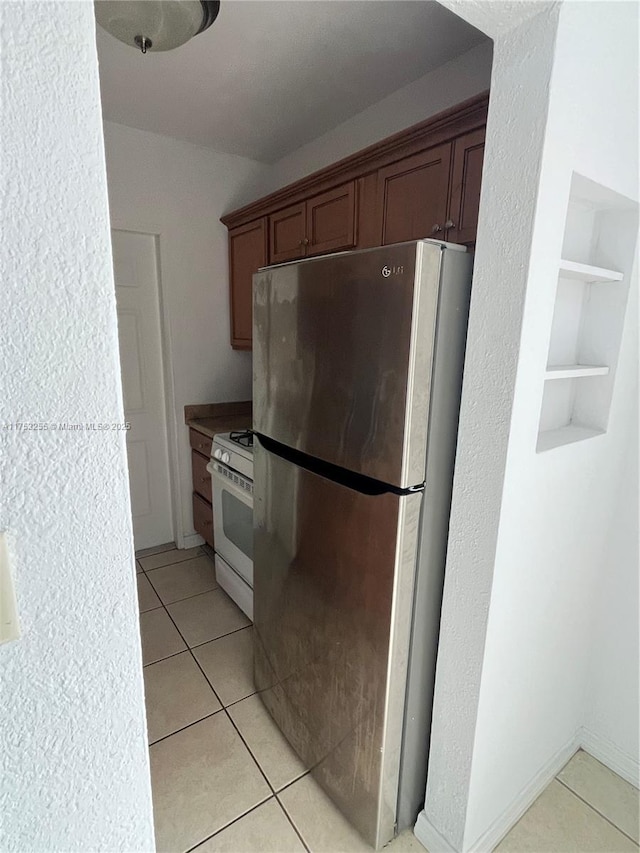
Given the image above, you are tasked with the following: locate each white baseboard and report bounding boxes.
[414,812,457,852]
[183,532,205,549]
[468,732,580,852]
[450,731,580,853]
[580,726,640,788]
[414,728,638,853]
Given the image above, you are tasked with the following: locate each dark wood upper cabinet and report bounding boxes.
[306,183,357,255]
[355,173,380,250]
[222,93,489,350]
[228,219,267,350]
[269,202,306,264]
[446,127,485,245]
[378,143,452,245]
[270,184,357,264]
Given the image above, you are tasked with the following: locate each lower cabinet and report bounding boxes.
[192,491,214,549]
[190,429,214,548]
[189,426,212,458]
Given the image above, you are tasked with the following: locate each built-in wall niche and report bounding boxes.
[537,173,638,452]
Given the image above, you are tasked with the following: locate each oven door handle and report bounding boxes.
[207,460,253,505]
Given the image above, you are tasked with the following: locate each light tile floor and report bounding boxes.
[136,545,639,853]
[497,751,639,852]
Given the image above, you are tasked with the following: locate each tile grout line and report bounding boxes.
[168,604,311,853]
[185,641,309,851]
[144,581,222,609]
[144,558,213,584]
[135,541,177,560]
[187,623,252,652]
[555,777,640,845]
[188,644,277,795]
[274,769,312,798]
[221,689,259,712]
[142,622,253,668]
[141,549,250,664]
[182,795,276,853]
[142,555,266,853]
[141,558,311,852]
[151,589,280,845]
[141,556,205,573]
[148,708,224,748]
[143,645,191,668]
[139,547,207,572]
[153,587,285,843]
[275,791,312,853]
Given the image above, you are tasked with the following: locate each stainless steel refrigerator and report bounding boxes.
[252,240,472,849]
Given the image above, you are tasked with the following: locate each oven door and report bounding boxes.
[208,460,254,587]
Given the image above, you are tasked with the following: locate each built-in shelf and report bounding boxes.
[537,173,635,452]
[537,424,606,453]
[558,259,623,283]
[545,364,610,380]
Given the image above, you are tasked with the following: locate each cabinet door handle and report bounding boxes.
[431,224,443,234]
[201,476,208,483]
[445,220,456,229]
[302,237,309,246]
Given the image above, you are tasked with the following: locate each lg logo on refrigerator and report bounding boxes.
[381,265,404,278]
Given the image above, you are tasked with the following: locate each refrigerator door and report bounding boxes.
[253,437,422,849]
[253,241,447,489]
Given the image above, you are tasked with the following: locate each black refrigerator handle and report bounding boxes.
[254,432,423,497]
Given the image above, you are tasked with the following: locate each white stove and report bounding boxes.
[207,431,254,620]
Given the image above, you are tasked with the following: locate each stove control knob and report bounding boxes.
[222,452,230,464]
[214,449,222,460]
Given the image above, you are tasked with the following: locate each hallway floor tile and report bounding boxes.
[138,547,639,853]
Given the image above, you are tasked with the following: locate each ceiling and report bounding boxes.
[96,1,487,164]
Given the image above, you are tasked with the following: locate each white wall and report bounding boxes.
[416,8,561,851]
[583,396,639,777]
[419,2,639,850]
[102,123,268,545]
[0,3,154,851]
[263,41,493,193]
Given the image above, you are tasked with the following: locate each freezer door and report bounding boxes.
[253,241,444,488]
[253,439,422,848]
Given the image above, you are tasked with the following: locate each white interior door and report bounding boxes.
[112,229,174,550]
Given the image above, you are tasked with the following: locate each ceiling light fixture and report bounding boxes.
[95,1,220,54]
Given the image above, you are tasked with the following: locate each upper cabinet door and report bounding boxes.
[229,218,267,350]
[269,203,307,264]
[378,143,452,245]
[445,128,485,246]
[306,182,357,255]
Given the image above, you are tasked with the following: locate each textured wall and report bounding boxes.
[0,3,154,850]
[102,122,268,546]
[464,1,639,843]
[418,1,639,850]
[417,7,561,850]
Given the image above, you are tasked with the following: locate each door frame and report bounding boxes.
[110,219,183,549]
